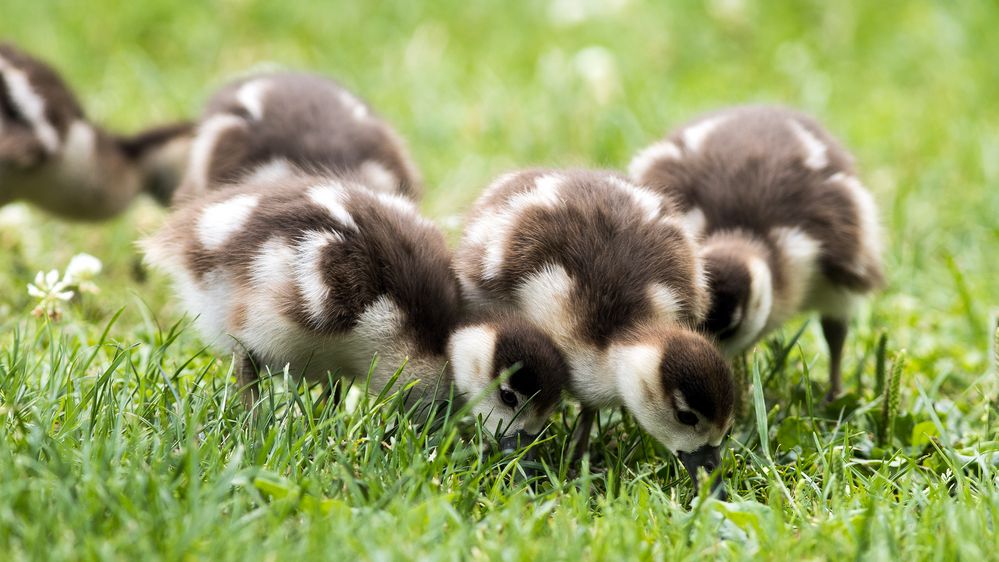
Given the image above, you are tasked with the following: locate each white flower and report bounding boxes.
[63,253,102,293]
[0,203,32,230]
[27,269,74,320]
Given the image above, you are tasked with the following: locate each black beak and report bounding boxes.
[499,429,537,455]
[678,444,726,500]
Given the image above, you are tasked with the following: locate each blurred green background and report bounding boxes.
[2,0,996,363]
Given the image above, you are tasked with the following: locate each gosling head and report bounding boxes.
[448,316,570,446]
[611,326,736,493]
[700,234,774,357]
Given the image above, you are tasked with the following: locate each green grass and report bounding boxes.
[2,0,999,559]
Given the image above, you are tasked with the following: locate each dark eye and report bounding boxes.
[677,410,698,426]
[500,389,519,408]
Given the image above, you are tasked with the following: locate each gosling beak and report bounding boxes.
[499,429,537,454]
[678,444,726,500]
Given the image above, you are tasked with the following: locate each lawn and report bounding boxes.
[2,0,999,560]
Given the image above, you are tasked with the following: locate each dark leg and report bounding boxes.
[821,316,848,402]
[569,407,597,463]
[236,351,260,412]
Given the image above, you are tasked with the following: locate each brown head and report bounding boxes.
[448,315,570,442]
[699,232,775,357]
[610,324,736,490]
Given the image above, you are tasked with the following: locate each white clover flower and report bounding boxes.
[63,252,102,294]
[27,269,74,320]
[0,203,32,230]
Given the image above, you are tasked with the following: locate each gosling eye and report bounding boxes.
[676,410,699,427]
[500,388,519,408]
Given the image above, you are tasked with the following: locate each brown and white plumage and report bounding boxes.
[143,174,568,439]
[173,71,421,204]
[629,105,885,400]
[455,169,735,489]
[0,43,192,219]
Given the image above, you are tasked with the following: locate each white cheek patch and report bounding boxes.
[358,160,400,194]
[187,113,246,191]
[726,257,773,354]
[647,283,683,322]
[338,90,369,120]
[787,119,829,170]
[827,172,883,277]
[244,159,295,185]
[235,78,271,121]
[606,176,662,222]
[197,194,259,250]
[611,343,690,448]
[447,324,498,407]
[628,140,682,181]
[682,116,727,153]
[619,347,707,454]
[295,230,344,324]
[308,184,358,231]
[60,120,97,177]
[514,263,576,345]
[0,56,60,153]
[610,343,661,406]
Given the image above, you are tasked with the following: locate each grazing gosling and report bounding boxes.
[143,174,568,443]
[629,105,885,401]
[0,43,192,219]
[173,71,421,203]
[455,169,736,490]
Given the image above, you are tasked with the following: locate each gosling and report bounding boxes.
[629,105,884,401]
[143,174,569,444]
[0,43,191,219]
[173,71,421,203]
[455,169,736,491]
